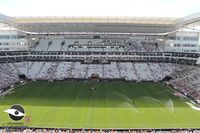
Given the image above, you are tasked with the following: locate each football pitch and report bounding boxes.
[0,81,200,129]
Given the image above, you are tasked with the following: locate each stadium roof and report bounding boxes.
[1,12,200,34]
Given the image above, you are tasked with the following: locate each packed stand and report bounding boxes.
[0,63,20,93]
[1,127,200,133]
[169,65,200,102]
[14,62,176,82]
[30,35,163,53]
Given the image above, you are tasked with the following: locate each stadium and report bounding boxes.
[1,1,200,132]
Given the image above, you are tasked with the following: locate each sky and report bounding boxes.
[0,0,200,17]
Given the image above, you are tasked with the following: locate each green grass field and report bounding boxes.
[0,81,200,129]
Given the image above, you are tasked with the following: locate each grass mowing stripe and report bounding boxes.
[0,81,200,128]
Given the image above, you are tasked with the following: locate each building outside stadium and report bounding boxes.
[1,10,200,133]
